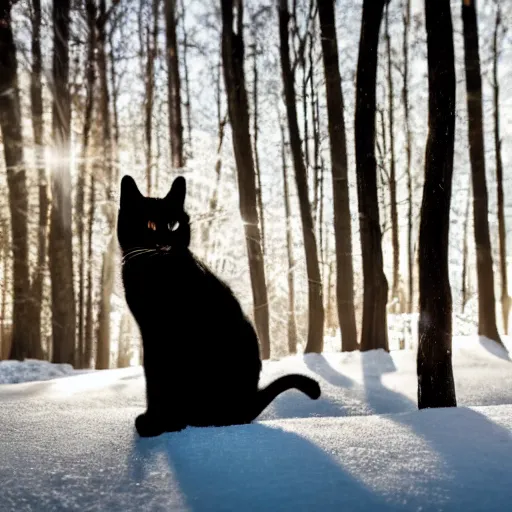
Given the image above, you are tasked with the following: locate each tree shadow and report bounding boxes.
[361,352,417,414]
[303,354,355,389]
[262,355,357,419]
[359,352,512,508]
[478,337,511,362]
[398,407,512,509]
[128,423,400,512]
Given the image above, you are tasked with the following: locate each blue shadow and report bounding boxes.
[129,423,401,512]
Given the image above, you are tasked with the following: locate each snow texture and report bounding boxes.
[0,359,79,384]
[1,336,512,511]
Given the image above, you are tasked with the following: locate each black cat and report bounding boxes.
[117,175,321,437]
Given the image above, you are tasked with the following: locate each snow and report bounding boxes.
[1,336,512,511]
[0,359,79,384]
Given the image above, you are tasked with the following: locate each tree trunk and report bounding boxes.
[376,111,389,240]
[108,20,120,182]
[318,156,324,274]
[385,3,400,310]
[311,55,320,227]
[144,0,159,195]
[180,0,192,157]
[221,0,271,359]
[203,53,226,258]
[26,0,47,360]
[203,118,227,255]
[0,218,9,359]
[302,52,310,176]
[252,45,265,256]
[95,0,116,370]
[117,313,132,368]
[492,2,510,335]
[462,0,501,344]
[76,0,97,368]
[417,0,457,410]
[165,0,184,169]
[84,173,96,368]
[279,0,324,354]
[318,0,358,352]
[326,260,334,332]
[0,2,32,361]
[402,0,413,314]
[280,122,297,354]
[354,0,389,352]
[154,98,163,193]
[49,0,76,365]
[461,179,471,313]
[97,233,116,370]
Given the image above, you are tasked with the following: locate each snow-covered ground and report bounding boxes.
[0,359,80,385]
[1,336,512,511]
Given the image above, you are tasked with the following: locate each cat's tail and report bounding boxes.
[250,374,321,421]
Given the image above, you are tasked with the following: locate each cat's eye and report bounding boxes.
[147,221,157,231]
[168,221,179,232]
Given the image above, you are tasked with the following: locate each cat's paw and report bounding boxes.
[135,412,185,437]
[135,413,162,437]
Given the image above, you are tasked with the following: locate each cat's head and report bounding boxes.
[117,175,191,255]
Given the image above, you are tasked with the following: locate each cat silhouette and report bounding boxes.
[117,175,320,437]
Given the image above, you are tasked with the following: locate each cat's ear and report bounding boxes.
[165,176,186,210]
[120,175,142,209]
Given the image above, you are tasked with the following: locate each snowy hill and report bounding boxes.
[1,337,512,511]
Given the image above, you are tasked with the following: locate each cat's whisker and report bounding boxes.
[122,247,148,259]
[122,248,156,263]
[122,251,143,261]
[130,251,157,262]
[122,249,150,262]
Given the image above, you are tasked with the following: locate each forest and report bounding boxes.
[0,0,511,406]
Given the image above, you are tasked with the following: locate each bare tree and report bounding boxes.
[165,0,184,168]
[317,0,357,352]
[354,0,389,352]
[311,54,322,238]
[301,44,310,175]
[203,52,226,255]
[492,0,509,334]
[76,0,97,368]
[49,0,76,364]
[462,0,501,344]
[221,0,271,359]
[417,0,457,409]
[117,313,132,368]
[317,157,325,270]
[402,0,413,313]
[280,121,297,354]
[0,1,32,361]
[108,7,121,177]
[384,3,400,310]
[279,0,324,353]
[251,39,265,255]
[376,107,389,235]
[180,0,192,156]
[26,0,47,360]
[144,0,159,195]
[84,167,96,368]
[0,218,9,359]
[96,0,117,370]
[461,179,471,313]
